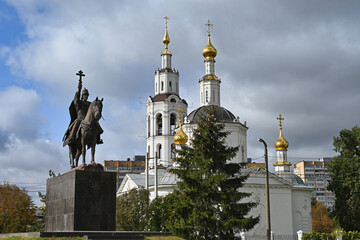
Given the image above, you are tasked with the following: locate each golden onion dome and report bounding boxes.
[162,27,171,55]
[202,34,217,61]
[174,124,188,145]
[275,127,289,150]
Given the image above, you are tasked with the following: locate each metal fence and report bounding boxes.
[273,234,298,240]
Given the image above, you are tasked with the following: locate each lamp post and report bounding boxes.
[258,138,271,240]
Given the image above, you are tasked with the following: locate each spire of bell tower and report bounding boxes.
[153,17,179,96]
[199,20,221,106]
[162,16,171,55]
[161,16,172,69]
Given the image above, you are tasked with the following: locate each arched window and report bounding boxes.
[171,144,176,159]
[206,91,208,103]
[169,81,172,91]
[156,114,162,135]
[147,116,150,137]
[161,81,164,91]
[158,144,162,160]
[170,113,176,135]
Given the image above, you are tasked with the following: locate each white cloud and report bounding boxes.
[0,86,45,140]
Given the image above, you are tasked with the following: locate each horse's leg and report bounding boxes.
[81,138,86,165]
[91,144,95,165]
[75,147,81,167]
[69,146,75,169]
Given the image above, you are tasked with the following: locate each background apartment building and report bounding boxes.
[104,155,145,189]
[294,157,334,209]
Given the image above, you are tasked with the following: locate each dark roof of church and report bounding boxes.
[187,105,237,123]
[151,94,187,105]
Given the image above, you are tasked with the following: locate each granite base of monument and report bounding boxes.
[45,169,116,231]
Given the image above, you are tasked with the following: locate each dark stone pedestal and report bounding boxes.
[45,170,117,231]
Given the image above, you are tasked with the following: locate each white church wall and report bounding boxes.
[224,122,247,163]
[241,184,294,236]
[291,188,313,234]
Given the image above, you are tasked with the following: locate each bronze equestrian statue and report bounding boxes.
[63,70,104,169]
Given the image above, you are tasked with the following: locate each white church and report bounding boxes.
[118,20,313,236]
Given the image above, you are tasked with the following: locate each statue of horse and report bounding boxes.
[68,97,103,168]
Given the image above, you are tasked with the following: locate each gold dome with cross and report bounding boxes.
[275,114,289,150]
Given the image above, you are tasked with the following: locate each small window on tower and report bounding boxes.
[169,81,172,91]
[156,114,162,135]
[158,144,162,159]
[161,82,164,91]
[170,114,176,135]
[206,91,208,102]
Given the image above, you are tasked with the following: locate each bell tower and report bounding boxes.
[146,17,188,169]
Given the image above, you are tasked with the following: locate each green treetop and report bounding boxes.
[328,126,360,231]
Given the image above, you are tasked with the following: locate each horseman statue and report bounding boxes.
[63,70,104,169]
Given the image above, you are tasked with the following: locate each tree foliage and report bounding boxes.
[146,196,170,231]
[0,183,36,233]
[312,201,334,233]
[328,126,360,231]
[116,188,150,231]
[165,107,259,239]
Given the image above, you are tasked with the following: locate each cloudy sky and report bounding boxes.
[1,0,360,205]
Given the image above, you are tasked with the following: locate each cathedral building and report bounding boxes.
[118,20,313,236]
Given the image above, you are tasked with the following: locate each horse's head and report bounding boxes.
[91,97,103,121]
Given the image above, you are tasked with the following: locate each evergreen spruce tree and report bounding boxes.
[166,107,259,240]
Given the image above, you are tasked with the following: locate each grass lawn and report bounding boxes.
[145,237,184,240]
[0,237,85,240]
[0,237,184,240]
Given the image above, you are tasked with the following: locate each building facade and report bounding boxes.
[104,157,145,189]
[294,157,334,209]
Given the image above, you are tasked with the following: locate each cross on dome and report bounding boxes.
[177,106,185,124]
[164,16,169,28]
[205,19,213,36]
[277,114,284,129]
